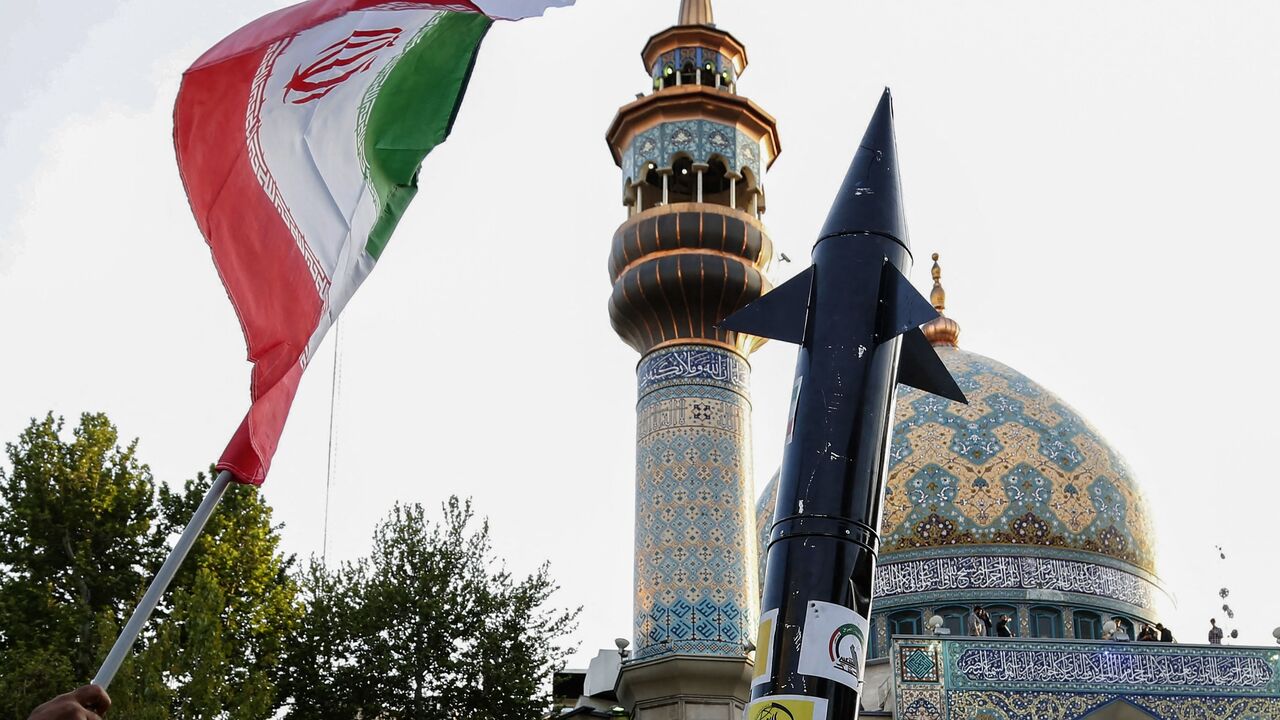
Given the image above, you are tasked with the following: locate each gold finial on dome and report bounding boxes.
[922,252,961,347]
[678,0,715,26]
[929,252,946,311]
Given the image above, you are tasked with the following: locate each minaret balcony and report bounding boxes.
[607,202,773,356]
[607,84,780,191]
[641,23,749,91]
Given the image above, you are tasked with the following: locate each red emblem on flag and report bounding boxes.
[283,27,403,105]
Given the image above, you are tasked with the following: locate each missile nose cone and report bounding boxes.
[818,87,910,252]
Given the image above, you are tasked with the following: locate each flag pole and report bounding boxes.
[92,469,235,690]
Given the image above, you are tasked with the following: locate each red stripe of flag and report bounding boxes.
[175,45,322,485]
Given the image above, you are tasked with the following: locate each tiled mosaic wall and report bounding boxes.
[622,119,764,189]
[632,344,758,660]
[891,635,1280,720]
[886,348,1157,573]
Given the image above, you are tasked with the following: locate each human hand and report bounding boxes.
[27,685,110,720]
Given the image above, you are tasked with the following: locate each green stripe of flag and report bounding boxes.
[363,11,493,260]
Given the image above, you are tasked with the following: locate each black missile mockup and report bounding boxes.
[724,90,966,720]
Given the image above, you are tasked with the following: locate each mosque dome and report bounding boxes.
[883,345,1155,569]
[756,255,1166,649]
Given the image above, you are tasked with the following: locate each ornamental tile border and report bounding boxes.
[874,554,1162,610]
[948,640,1280,697]
[638,345,751,395]
[880,543,1164,585]
[892,636,1280,720]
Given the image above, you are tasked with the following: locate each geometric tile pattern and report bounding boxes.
[623,119,763,190]
[633,345,758,660]
[885,347,1157,573]
[900,688,945,720]
[901,645,941,682]
[754,469,777,591]
[756,347,1158,584]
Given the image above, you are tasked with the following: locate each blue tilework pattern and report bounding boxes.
[649,47,736,85]
[903,646,941,682]
[633,345,758,660]
[754,468,778,591]
[638,346,750,394]
[885,347,1155,572]
[948,691,1280,720]
[757,346,1156,579]
[874,554,1158,610]
[892,636,1280,720]
[622,119,763,189]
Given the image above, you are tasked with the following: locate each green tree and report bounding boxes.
[94,609,172,720]
[281,498,579,720]
[460,559,578,715]
[172,568,232,718]
[158,472,302,719]
[277,559,373,718]
[0,414,300,719]
[0,413,164,717]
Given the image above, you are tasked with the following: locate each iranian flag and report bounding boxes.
[176,0,571,485]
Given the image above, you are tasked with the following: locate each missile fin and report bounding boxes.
[898,327,968,403]
[718,265,814,345]
[876,262,938,343]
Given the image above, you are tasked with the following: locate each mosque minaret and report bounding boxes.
[604,0,780,714]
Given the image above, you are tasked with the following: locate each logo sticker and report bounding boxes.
[797,600,870,690]
[751,608,779,686]
[744,695,828,720]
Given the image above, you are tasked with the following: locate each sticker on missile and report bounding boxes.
[744,695,828,720]
[750,608,779,686]
[797,600,870,690]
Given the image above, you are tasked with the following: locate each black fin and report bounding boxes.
[898,327,967,403]
[876,262,938,343]
[718,266,814,345]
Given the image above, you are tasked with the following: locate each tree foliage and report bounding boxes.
[1,414,576,719]
[0,413,164,716]
[280,498,580,720]
[0,414,299,720]
[157,472,301,719]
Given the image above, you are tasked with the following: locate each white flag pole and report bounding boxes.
[92,469,235,690]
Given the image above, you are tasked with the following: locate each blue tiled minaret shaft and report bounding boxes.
[605,0,780,663]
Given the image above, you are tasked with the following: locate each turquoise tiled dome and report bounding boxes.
[757,346,1156,573]
[880,346,1155,572]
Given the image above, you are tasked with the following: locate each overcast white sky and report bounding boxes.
[3,0,1279,667]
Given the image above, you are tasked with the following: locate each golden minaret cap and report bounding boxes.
[678,0,714,26]
[922,252,961,347]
